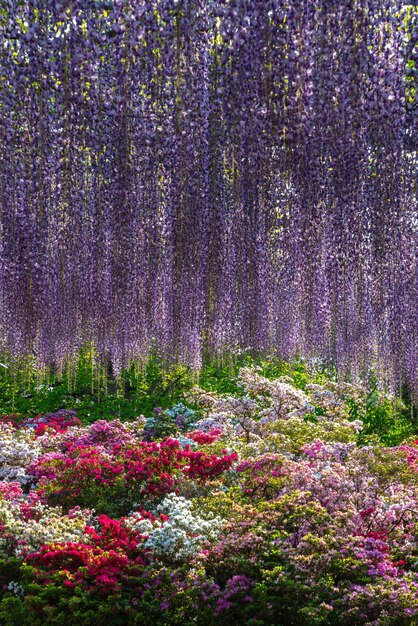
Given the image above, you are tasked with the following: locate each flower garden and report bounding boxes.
[1,0,418,623]
[0,366,417,625]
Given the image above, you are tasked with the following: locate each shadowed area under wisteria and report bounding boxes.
[1,1,418,625]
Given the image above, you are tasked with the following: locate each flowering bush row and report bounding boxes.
[0,369,418,624]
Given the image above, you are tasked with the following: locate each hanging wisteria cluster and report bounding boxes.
[0,0,417,389]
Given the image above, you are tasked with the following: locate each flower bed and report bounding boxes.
[0,369,417,625]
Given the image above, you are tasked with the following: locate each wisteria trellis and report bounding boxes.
[0,0,417,390]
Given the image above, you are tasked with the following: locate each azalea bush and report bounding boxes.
[0,368,418,625]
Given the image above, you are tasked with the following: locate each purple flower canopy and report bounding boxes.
[0,0,417,391]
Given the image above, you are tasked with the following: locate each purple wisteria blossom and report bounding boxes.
[0,1,416,393]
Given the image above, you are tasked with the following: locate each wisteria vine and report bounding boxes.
[0,0,417,391]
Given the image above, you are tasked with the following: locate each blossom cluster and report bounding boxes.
[143,493,224,563]
[186,368,364,452]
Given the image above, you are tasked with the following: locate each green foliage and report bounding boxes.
[0,561,217,626]
[0,349,416,444]
[347,376,415,446]
[0,349,194,424]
